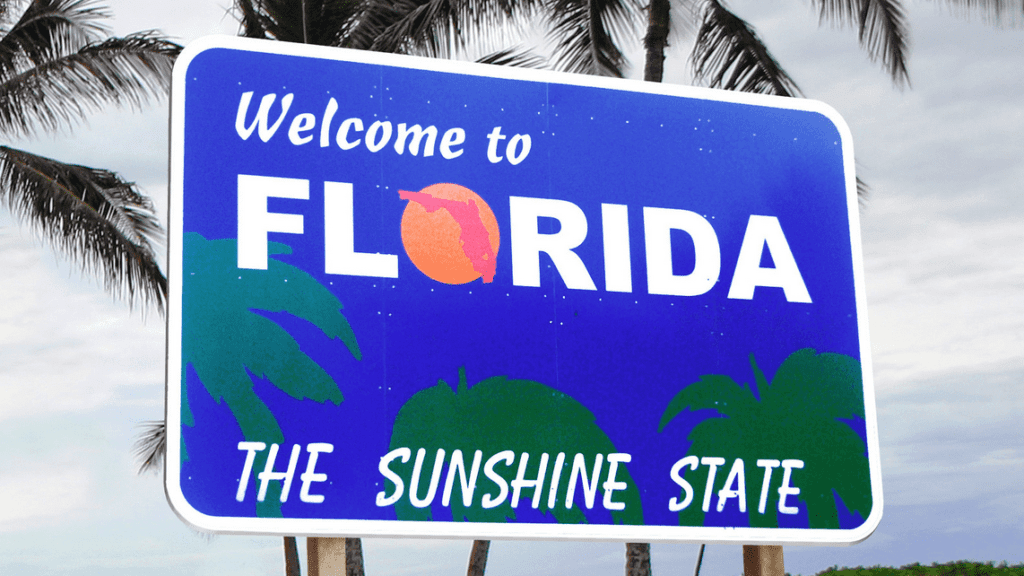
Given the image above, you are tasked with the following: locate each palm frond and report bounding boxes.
[365,0,465,57]
[232,0,360,45]
[810,0,910,87]
[133,420,166,474]
[547,0,643,77]
[0,33,179,138]
[0,0,109,79]
[233,0,271,39]
[928,0,1024,25]
[344,0,415,51]
[357,0,541,59]
[658,374,758,432]
[474,44,546,68]
[690,0,802,96]
[0,146,166,310]
[856,174,869,204]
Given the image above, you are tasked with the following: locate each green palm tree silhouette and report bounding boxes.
[180,232,360,517]
[389,368,644,526]
[658,348,871,529]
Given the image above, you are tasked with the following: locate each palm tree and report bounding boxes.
[388,368,644,525]
[185,233,362,575]
[658,349,871,529]
[136,235,362,575]
[0,0,179,309]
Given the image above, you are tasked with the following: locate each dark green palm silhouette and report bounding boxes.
[181,232,360,517]
[389,369,644,526]
[658,348,871,529]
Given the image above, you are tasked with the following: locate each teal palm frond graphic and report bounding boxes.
[388,369,644,526]
[181,232,360,517]
[658,348,870,529]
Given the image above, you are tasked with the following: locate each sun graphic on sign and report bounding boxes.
[398,183,500,285]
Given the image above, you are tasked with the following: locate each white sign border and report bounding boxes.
[166,34,882,546]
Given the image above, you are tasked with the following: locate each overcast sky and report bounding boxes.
[1,1,1023,575]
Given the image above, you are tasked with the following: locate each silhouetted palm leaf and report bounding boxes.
[691,0,802,96]
[0,0,178,309]
[474,45,546,68]
[133,419,166,474]
[659,349,871,529]
[936,0,1024,24]
[546,0,643,76]
[0,146,166,308]
[0,0,108,79]
[180,233,360,516]
[810,0,910,87]
[0,34,180,137]
[233,0,360,45]
[352,0,541,59]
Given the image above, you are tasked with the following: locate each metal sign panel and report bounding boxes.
[167,35,881,544]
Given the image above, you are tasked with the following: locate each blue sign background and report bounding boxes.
[169,37,876,541]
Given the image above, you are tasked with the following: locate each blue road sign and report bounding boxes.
[167,36,881,544]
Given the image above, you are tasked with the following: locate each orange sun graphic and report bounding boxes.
[398,183,500,285]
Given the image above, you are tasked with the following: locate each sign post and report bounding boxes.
[167,35,881,547]
[744,545,785,576]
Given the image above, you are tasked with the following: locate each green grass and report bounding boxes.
[811,560,1024,576]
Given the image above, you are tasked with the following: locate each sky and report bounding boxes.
[1,1,1022,575]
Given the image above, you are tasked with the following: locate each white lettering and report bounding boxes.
[409,448,446,508]
[235,92,293,142]
[486,126,507,163]
[778,459,804,514]
[324,181,399,278]
[481,451,515,509]
[756,459,781,514]
[511,452,549,509]
[547,452,566,509]
[601,204,632,292]
[440,128,466,159]
[299,443,333,504]
[509,197,597,290]
[668,455,699,512]
[602,453,631,511]
[365,120,392,152]
[336,117,364,150]
[566,453,603,510]
[716,457,746,513]
[319,98,338,147]
[287,112,316,145]
[644,207,721,296]
[728,215,811,303]
[395,123,437,157]
[237,175,307,270]
[375,447,411,507]
[257,443,301,503]
[236,441,267,502]
[699,457,726,513]
[442,449,483,507]
[506,134,531,165]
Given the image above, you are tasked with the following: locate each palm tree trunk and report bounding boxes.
[284,536,301,576]
[346,538,365,576]
[467,540,490,576]
[626,542,652,576]
[643,0,671,82]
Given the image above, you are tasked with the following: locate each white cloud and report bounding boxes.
[0,224,164,421]
[0,466,94,531]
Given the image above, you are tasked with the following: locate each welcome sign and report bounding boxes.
[166,36,882,544]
